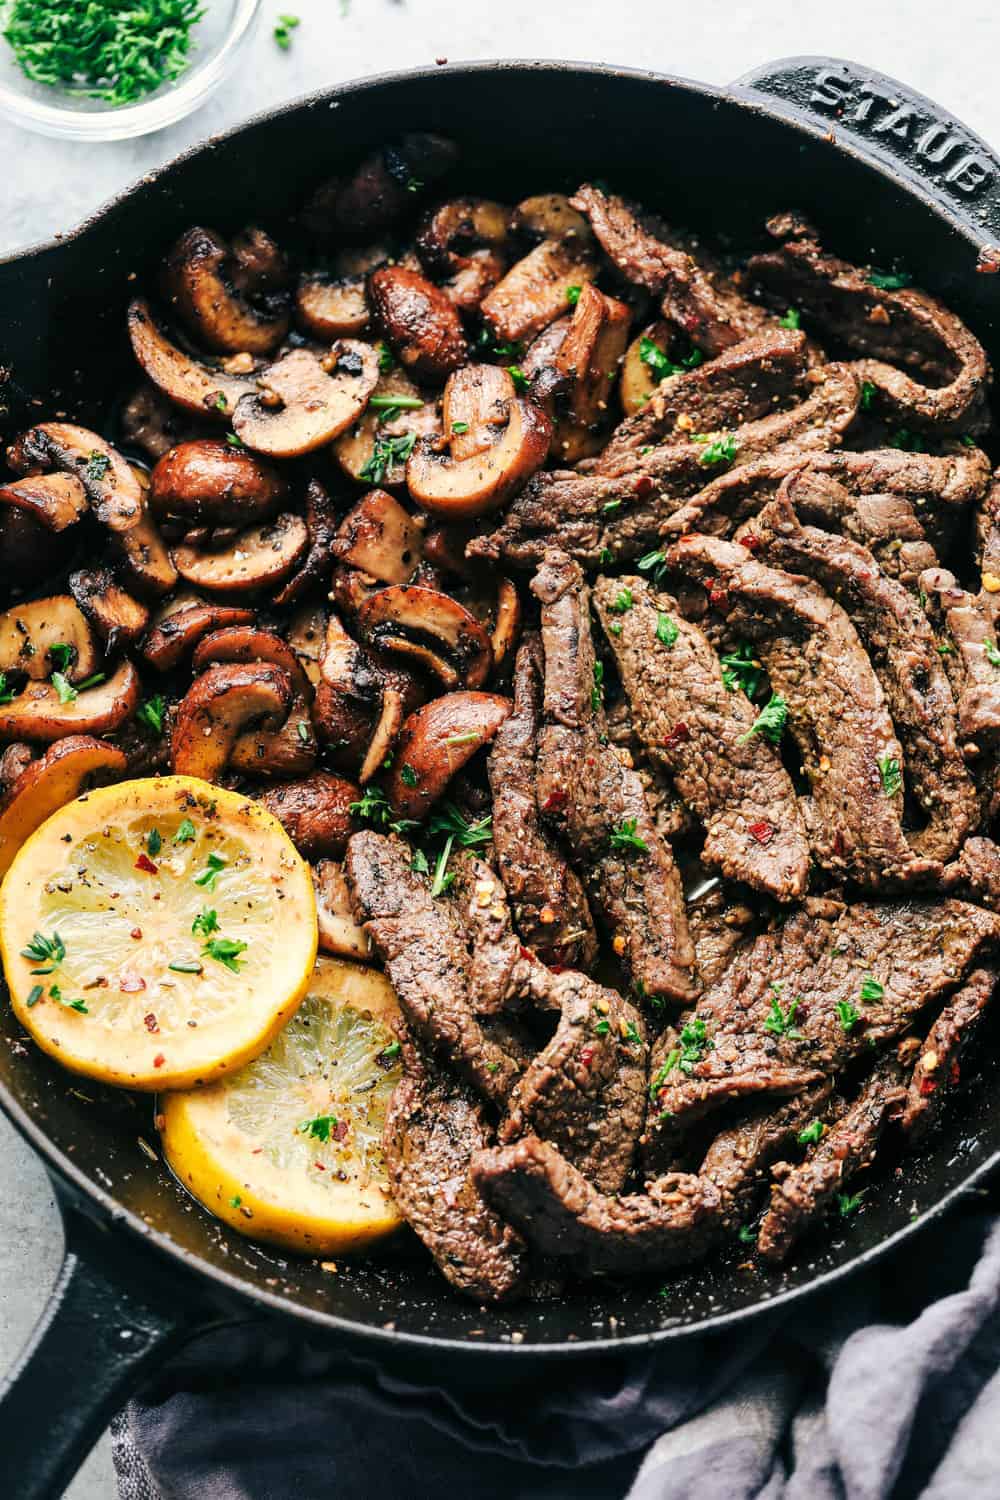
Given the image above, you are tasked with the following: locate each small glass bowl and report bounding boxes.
[0,0,262,141]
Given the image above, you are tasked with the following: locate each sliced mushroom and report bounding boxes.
[312,859,372,960]
[480,226,598,344]
[286,603,327,688]
[232,343,379,458]
[332,488,424,584]
[191,625,315,778]
[149,439,287,528]
[119,382,212,461]
[296,274,369,339]
[491,578,522,668]
[511,194,594,242]
[171,512,308,594]
[620,320,675,417]
[356,583,493,689]
[333,366,440,487]
[171,662,292,781]
[387,691,512,819]
[0,473,88,532]
[271,479,340,609]
[0,735,128,878]
[300,134,458,237]
[313,612,419,779]
[416,198,512,311]
[127,299,261,417]
[68,569,150,656]
[0,743,34,788]
[329,563,382,623]
[0,659,140,743]
[192,625,313,699]
[142,594,256,672]
[0,596,100,682]
[259,771,359,860]
[0,508,66,586]
[368,267,468,382]
[160,226,290,355]
[405,364,551,517]
[549,284,632,462]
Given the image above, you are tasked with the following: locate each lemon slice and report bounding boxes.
[0,775,317,1090]
[160,956,404,1254]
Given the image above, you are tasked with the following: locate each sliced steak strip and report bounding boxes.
[487,636,598,970]
[570,185,769,355]
[745,490,978,862]
[687,888,757,991]
[469,363,861,570]
[592,574,810,900]
[666,533,929,887]
[532,551,696,1002]
[975,470,1000,587]
[383,1038,529,1301]
[594,327,810,476]
[920,566,1000,746]
[776,469,939,586]
[757,1055,908,1264]
[699,1080,834,1231]
[941,837,1000,911]
[345,831,521,1104]
[901,967,996,1141]
[473,1134,723,1276]
[749,214,991,433]
[444,852,537,1016]
[499,971,647,1194]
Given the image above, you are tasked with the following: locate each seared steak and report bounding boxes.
[902,967,996,1141]
[687,888,757,990]
[919,565,1000,745]
[699,1080,834,1229]
[777,469,940,586]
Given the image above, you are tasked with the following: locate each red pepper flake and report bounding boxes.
[579,1046,596,1069]
[313,1161,326,1171]
[918,1075,938,1097]
[683,313,701,335]
[708,582,730,610]
[518,945,539,964]
[130,927,142,940]
[949,1061,961,1085]
[153,1053,165,1069]
[663,721,691,749]
[143,1013,159,1033]
[332,1119,349,1143]
[134,853,158,875]
[976,245,1000,274]
[119,972,146,994]
[633,474,655,497]
[741,531,762,553]
[541,788,567,813]
[832,831,847,858]
[748,820,774,845]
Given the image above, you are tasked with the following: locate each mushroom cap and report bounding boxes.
[232,344,379,459]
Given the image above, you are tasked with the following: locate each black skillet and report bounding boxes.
[0,55,998,1500]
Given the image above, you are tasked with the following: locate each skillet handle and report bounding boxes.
[732,56,1000,257]
[0,1196,201,1500]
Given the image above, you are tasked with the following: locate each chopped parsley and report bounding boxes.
[349,785,417,836]
[274,12,300,49]
[84,450,111,482]
[174,817,196,844]
[836,999,861,1033]
[419,802,493,898]
[609,587,633,614]
[694,431,738,468]
[599,548,614,567]
[191,908,219,937]
[225,433,245,449]
[147,828,162,858]
[193,851,227,891]
[0,673,14,706]
[51,671,77,704]
[593,1014,611,1037]
[637,549,668,584]
[229,1195,242,1208]
[50,984,87,1014]
[602,499,622,514]
[797,1119,825,1146]
[359,432,417,485]
[137,695,167,736]
[296,721,310,744]
[26,985,43,1008]
[476,329,524,361]
[888,427,926,453]
[656,612,679,649]
[451,421,470,435]
[859,975,884,1003]
[49,642,74,672]
[202,936,248,974]
[376,341,394,373]
[297,1114,337,1143]
[400,763,419,787]
[779,308,801,329]
[639,336,703,381]
[860,380,876,412]
[868,269,911,290]
[566,285,582,306]
[985,640,1000,668]
[591,660,604,711]
[444,731,482,746]
[837,1189,866,1217]
[505,364,530,394]
[763,985,802,1039]
[877,754,902,799]
[622,1019,643,1047]
[720,642,763,697]
[736,692,787,746]
[609,818,648,854]
[368,393,424,424]
[648,1018,712,1096]
[21,930,65,973]
[738,1224,758,1244]
[168,960,203,975]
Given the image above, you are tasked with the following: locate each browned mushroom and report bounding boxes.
[368,267,468,382]
[191,625,315,781]
[0,596,100,682]
[68,569,150,655]
[119,382,212,461]
[0,660,140,742]
[160,227,290,355]
[295,274,369,340]
[386,691,512,819]
[171,662,292,781]
[286,604,326,688]
[332,488,424,584]
[171,512,308,594]
[149,439,287,528]
[312,859,372,960]
[0,735,128,878]
[259,771,359,859]
[511,194,594,241]
[0,743,33,788]
[405,364,551,517]
[620,320,675,416]
[356,583,493,689]
[480,195,598,344]
[299,134,458,238]
[0,473,88,533]
[547,283,632,462]
[490,578,522,668]
[271,480,340,609]
[329,563,382,623]
[127,299,261,417]
[0,508,66,585]
[192,625,313,699]
[142,595,256,671]
[312,613,420,780]
[232,343,379,458]
[333,366,440,487]
[416,198,512,311]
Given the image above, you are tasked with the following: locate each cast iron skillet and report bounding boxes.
[0,54,998,1499]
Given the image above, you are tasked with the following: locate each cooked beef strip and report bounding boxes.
[975,470,1000,585]
[744,490,978,862]
[592,574,810,900]
[775,469,940,586]
[757,1055,908,1264]
[473,1134,723,1276]
[686,888,757,990]
[594,327,811,476]
[532,550,697,1002]
[445,851,533,1016]
[345,831,522,1105]
[570,185,770,355]
[919,566,1000,745]
[749,213,991,433]
[941,837,1000,911]
[487,636,598,971]
[647,897,1000,1146]
[665,533,930,887]
[698,1079,834,1230]
[499,970,647,1194]
[383,1036,529,1301]
[467,364,861,570]
[901,967,996,1141]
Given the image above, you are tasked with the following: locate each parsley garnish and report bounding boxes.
[505,364,530,393]
[379,1040,402,1063]
[203,936,248,974]
[147,828,162,857]
[888,427,925,453]
[677,1017,711,1074]
[51,671,77,704]
[298,1114,337,1143]
[602,499,622,514]
[868,269,911,290]
[193,851,227,891]
[593,1014,611,1037]
[85,451,110,482]
[591,660,604,711]
[985,640,1000,668]
[368,393,424,423]
[797,1119,824,1146]
[877,754,902,798]
[226,433,245,449]
[837,1189,865,1216]
[50,984,87,1014]
[609,587,633,614]
[637,549,668,584]
[192,908,219,937]
[297,721,310,744]
[836,999,860,1033]
[609,819,648,854]
[598,548,614,567]
[779,308,801,330]
[860,380,876,411]
[763,985,802,1039]
[49,642,74,672]
[0,674,14,706]
[859,975,884,1003]
[476,329,524,361]
[656,613,679,648]
[423,803,492,898]
[137,695,166,736]
[736,692,787,746]
[274,12,300,49]
[720,642,762,697]
[566,285,582,306]
[21,930,65,973]
[694,431,738,468]
[359,432,417,484]
[376,341,394,373]
[400,763,419,787]
[26,984,43,1008]
[738,1224,758,1244]
[349,785,417,836]
[622,1019,643,1046]
[638,335,703,381]
[168,960,203,974]
[229,1195,242,1208]
[174,817,196,844]
[451,421,470,435]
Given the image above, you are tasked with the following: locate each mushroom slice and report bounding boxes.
[286,604,327,688]
[192,625,313,700]
[170,662,292,781]
[149,439,287,527]
[127,299,261,417]
[271,480,340,609]
[233,343,379,458]
[357,584,493,689]
[119,382,212,461]
[312,859,372,961]
[0,735,127,879]
[620,319,675,417]
[300,134,458,237]
[405,365,551,518]
[296,274,369,339]
[142,595,255,672]
[0,508,68,585]
[480,238,598,345]
[0,659,140,743]
[511,194,594,242]
[160,226,290,355]
[550,284,632,463]
[333,367,440,487]
[491,578,522,668]
[416,198,512,311]
[314,613,386,765]
[69,569,150,654]
[0,473,87,532]
[368,267,468,382]
[0,743,33,788]
[0,596,100,683]
[192,625,316,778]
[259,772,359,860]
[332,488,424,584]
[171,512,308,594]
[387,692,512,819]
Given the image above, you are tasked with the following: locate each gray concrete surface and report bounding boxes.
[0,1,998,1495]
